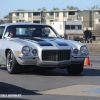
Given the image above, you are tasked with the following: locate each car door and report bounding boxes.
[0,26,5,64]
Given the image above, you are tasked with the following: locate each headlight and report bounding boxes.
[32,49,37,55]
[80,46,88,54]
[22,46,30,55]
[73,49,78,54]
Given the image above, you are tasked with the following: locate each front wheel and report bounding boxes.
[6,50,22,74]
[66,63,84,75]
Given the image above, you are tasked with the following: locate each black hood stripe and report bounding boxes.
[54,40,69,46]
[28,38,68,46]
[31,38,53,46]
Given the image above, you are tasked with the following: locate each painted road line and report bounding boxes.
[84,88,100,93]
[38,85,100,97]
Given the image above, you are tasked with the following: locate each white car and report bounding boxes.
[0,22,89,74]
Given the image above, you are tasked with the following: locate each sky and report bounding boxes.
[0,0,100,19]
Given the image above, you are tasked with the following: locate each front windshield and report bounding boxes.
[4,25,59,38]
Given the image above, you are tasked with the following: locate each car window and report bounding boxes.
[4,25,58,38]
[0,26,5,38]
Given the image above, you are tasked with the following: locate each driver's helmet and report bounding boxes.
[42,28,50,36]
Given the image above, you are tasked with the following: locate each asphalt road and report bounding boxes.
[0,52,100,100]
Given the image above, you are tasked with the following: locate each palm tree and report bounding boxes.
[37,8,41,11]
[90,5,100,10]
[67,6,79,10]
[4,15,9,19]
[62,8,67,10]
[42,7,46,11]
[52,7,59,10]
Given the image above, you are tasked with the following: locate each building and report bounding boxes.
[49,20,83,39]
[8,9,100,33]
[9,10,83,23]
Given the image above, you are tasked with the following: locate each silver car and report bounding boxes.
[0,22,89,74]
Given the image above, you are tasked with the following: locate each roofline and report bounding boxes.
[9,10,81,13]
[9,9,100,14]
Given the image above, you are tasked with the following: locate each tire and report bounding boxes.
[67,63,84,75]
[6,50,22,74]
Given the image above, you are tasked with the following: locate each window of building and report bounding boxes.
[98,11,100,14]
[74,12,77,15]
[65,25,82,30]
[28,12,32,17]
[55,12,59,17]
[77,15,82,20]
[16,20,25,22]
[49,12,54,16]
[78,25,82,29]
[68,12,75,15]
[20,13,24,18]
[16,13,19,16]
[71,25,75,29]
[63,12,67,17]
[98,19,100,22]
[33,12,40,16]
[65,25,70,30]
[33,21,40,23]
[71,25,82,30]
[50,20,54,22]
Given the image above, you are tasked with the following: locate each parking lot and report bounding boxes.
[0,52,100,100]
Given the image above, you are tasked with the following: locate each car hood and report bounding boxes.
[26,38,69,46]
[9,38,71,49]
[9,38,86,48]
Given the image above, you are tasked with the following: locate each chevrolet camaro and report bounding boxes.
[0,22,89,74]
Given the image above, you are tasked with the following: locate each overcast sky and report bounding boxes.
[0,0,100,19]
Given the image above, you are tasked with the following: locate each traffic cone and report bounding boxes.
[84,57,90,66]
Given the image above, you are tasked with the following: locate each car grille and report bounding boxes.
[42,50,70,61]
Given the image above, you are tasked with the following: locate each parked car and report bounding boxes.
[0,22,89,74]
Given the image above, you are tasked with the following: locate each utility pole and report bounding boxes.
[41,11,46,23]
[90,10,92,30]
[41,11,43,23]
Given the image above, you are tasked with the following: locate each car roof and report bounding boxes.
[0,22,50,27]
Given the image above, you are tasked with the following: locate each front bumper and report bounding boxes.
[16,56,71,67]
[71,55,88,64]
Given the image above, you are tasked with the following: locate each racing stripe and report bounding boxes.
[31,38,53,46]
[54,40,69,46]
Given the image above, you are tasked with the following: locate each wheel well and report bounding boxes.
[5,49,10,58]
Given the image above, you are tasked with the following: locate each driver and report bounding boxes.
[42,29,49,37]
[4,30,14,38]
